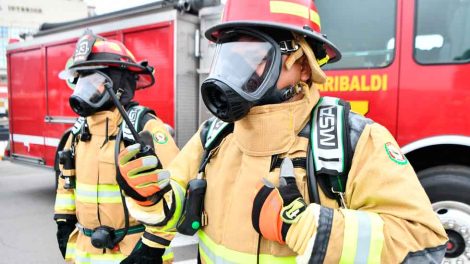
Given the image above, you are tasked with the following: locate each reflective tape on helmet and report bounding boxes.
[339,210,384,264]
[198,230,296,263]
[55,193,76,211]
[75,182,122,204]
[269,1,321,30]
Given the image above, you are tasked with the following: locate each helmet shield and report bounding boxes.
[69,71,112,117]
[205,29,281,102]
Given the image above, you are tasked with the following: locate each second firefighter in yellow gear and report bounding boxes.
[54,31,179,263]
[118,0,448,262]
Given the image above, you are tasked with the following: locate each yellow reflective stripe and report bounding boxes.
[65,242,76,260]
[339,210,385,264]
[199,243,214,264]
[340,210,359,264]
[164,181,186,231]
[162,248,174,261]
[270,1,321,28]
[76,183,122,204]
[55,193,76,211]
[198,230,296,263]
[74,247,125,264]
[368,213,384,264]
[270,1,309,19]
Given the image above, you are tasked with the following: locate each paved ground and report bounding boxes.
[0,160,198,264]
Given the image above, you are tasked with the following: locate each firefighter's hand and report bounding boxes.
[251,174,307,244]
[56,219,76,258]
[121,240,165,264]
[118,143,171,206]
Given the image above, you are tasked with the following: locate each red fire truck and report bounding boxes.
[5,0,470,262]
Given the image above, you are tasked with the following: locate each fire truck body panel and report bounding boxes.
[398,0,470,149]
[8,48,47,164]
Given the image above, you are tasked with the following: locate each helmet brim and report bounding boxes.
[59,60,155,89]
[205,21,342,63]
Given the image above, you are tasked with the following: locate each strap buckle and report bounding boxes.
[279,40,299,54]
[331,187,347,209]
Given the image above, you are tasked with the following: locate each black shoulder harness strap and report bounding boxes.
[198,117,234,173]
[121,104,156,144]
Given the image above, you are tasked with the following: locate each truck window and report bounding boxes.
[415,0,470,64]
[316,0,397,70]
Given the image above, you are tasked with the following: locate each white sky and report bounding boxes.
[84,0,159,15]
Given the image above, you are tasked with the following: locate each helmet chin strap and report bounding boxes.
[257,83,302,105]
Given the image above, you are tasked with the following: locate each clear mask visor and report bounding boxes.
[73,72,108,105]
[208,32,277,99]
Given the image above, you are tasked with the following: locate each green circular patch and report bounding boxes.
[385,142,408,165]
[152,130,168,144]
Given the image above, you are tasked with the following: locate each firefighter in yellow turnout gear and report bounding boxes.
[118,0,448,263]
[54,31,179,263]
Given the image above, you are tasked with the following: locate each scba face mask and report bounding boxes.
[69,71,113,117]
[201,28,300,122]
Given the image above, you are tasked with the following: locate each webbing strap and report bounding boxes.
[121,105,148,142]
[77,224,145,237]
[71,117,86,135]
[311,97,351,195]
[204,117,231,149]
[199,117,234,173]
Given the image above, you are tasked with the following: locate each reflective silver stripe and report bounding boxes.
[354,211,372,263]
[75,183,122,204]
[199,241,237,264]
[75,189,121,198]
[55,199,76,206]
[339,210,384,264]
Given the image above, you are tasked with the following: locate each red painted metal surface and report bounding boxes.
[123,22,175,126]
[8,49,46,160]
[318,0,402,138]
[396,0,470,146]
[320,0,470,148]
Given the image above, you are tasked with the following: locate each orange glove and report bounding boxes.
[118,143,171,206]
[252,158,307,244]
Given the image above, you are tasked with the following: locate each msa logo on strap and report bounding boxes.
[312,97,345,174]
[71,117,86,135]
[318,105,338,149]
